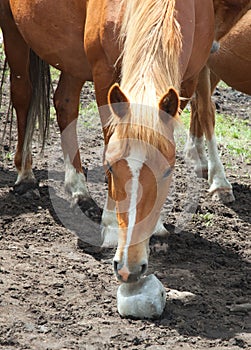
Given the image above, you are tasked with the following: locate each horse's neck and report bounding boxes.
[120,0,181,103]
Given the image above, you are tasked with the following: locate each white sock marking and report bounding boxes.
[64,155,89,198]
[185,134,208,171]
[207,135,231,192]
[101,195,118,247]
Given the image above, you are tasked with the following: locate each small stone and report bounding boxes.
[167,289,196,302]
[117,274,166,319]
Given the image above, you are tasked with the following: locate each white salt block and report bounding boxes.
[117,274,166,319]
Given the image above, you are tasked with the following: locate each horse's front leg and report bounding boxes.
[100,172,119,247]
[53,72,102,221]
[189,66,234,202]
[11,51,36,193]
[183,74,210,179]
[2,15,36,194]
[88,66,120,246]
[187,101,210,179]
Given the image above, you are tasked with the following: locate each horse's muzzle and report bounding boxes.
[113,260,148,283]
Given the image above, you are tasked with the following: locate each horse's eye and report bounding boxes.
[163,167,173,178]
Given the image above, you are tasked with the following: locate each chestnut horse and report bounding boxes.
[0,0,250,282]
[187,8,251,203]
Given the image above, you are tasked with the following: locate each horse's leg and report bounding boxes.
[88,66,120,246]
[2,18,36,193]
[190,66,234,202]
[101,175,118,247]
[184,75,209,178]
[53,72,102,221]
[205,68,235,202]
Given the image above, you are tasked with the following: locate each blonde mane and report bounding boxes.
[120,0,182,98]
[110,0,182,140]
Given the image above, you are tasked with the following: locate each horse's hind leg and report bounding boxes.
[53,72,101,221]
[189,66,234,202]
[1,16,36,193]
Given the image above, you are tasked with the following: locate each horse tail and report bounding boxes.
[23,49,51,162]
[0,56,13,152]
[0,56,9,109]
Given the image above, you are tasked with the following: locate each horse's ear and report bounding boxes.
[159,88,179,121]
[108,83,130,119]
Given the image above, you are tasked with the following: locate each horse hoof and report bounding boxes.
[77,197,103,224]
[13,179,38,195]
[211,189,235,203]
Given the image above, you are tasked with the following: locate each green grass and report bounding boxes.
[180,108,190,128]
[79,101,99,129]
[181,108,251,162]
[197,212,214,227]
[5,151,14,161]
[215,114,251,161]
[50,66,60,82]
[217,80,229,89]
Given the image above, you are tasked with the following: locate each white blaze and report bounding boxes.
[122,147,146,267]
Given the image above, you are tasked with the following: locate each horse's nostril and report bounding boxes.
[113,260,148,282]
[141,263,148,275]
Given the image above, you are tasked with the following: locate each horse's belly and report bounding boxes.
[9,0,92,81]
[208,10,251,95]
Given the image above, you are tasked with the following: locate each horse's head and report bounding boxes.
[104,84,179,283]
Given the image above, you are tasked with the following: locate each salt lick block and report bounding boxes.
[117,274,166,319]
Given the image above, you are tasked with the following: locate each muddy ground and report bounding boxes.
[0,68,250,350]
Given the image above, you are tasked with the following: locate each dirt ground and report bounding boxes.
[0,69,250,350]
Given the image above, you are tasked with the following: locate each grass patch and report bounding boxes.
[79,101,99,130]
[215,114,251,161]
[50,66,60,82]
[180,108,190,128]
[180,109,251,162]
[217,80,229,89]
[197,212,214,227]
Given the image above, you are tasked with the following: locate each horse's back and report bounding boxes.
[177,0,214,81]
[208,10,251,95]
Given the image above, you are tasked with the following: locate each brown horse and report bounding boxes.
[187,8,251,203]
[180,0,251,103]
[0,0,250,282]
